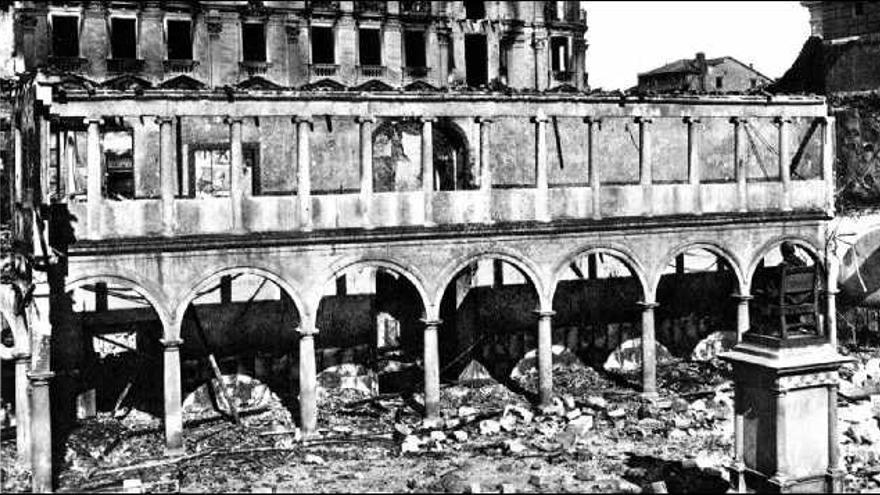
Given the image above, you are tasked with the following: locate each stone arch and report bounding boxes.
[549,244,649,304]
[174,266,307,340]
[433,118,476,191]
[432,249,548,311]
[746,235,825,291]
[654,241,747,297]
[316,256,432,321]
[65,274,173,331]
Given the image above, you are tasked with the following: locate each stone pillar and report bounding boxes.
[225,117,244,232]
[827,382,844,490]
[357,116,375,229]
[770,390,789,485]
[637,117,653,217]
[535,310,555,406]
[422,319,441,419]
[732,381,747,493]
[420,117,436,226]
[534,113,550,222]
[731,117,747,213]
[13,125,22,204]
[684,116,702,215]
[160,338,184,456]
[298,326,318,435]
[294,116,313,231]
[775,117,792,211]
[586,117,601,220]
[86,118,103,239]
[826,252,839,348]
[438,27,451,87]
[14,353,31,463]
[639,302,658,397]
[28,370,53,493]
[39,116,50,202]
[532,34,548,90]
[821,117,835,215]
[733,294,753,343]
[477,117,493,223]
[157,117,175,235]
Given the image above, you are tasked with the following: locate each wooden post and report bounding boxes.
[85,118,103,238]
[225,117,244,232]
[477,117,493,223]
[731,117,747,213]
[775,117,792,211]
[534,113,550,222]
[684,116,702,215]
[821,116,835,215]
[637,117,653,216]
[586,117,601,220]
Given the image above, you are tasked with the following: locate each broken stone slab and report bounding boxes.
[567,415,594,436]
[504,439,527,454]
[422,417,444,430]
[499,483,517,493]
[586,396,608,410]
[316,363,379,398]
[479,419,501,436]
[452,430,469,442]
[458,406,479,419]
[528,474,548,489]
[503,404,534,424]
[562,395,577,410]
[499,415,517,432]
[401,435,423,453]
[643,480,668,493]
[565,409,582,420]
[603,338,674,372]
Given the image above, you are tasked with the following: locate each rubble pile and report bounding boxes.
[838,350,880,493]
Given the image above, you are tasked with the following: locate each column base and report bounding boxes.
[640,390,659,400]
[164,446,185,458]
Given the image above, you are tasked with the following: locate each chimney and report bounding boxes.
[695,52,708,92]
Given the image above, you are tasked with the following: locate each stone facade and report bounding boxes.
[803,0,880,41]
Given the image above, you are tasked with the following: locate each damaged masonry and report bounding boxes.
[0,1,876,493]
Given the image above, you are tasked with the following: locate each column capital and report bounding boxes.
[223,116,243,126]
[731,293,753,302]
[531,115,551,124]
[729,116,747,125]
[634,116,653,124]
[356,115,377,124]
[27,371,55,385]
[773,116,793,126]
[584,116,602,125]
[297,326,318,338]
[160,338,184,349]
[475,116,494,124]
[637,301,659,310]
[418,116,437,124]
[207,20,224,37]
[293,115,313,125]
[155,116,174,126]
[533,309,556,318]
[682,116,702,125]
[83,117,104,126]
[420,318,443,328]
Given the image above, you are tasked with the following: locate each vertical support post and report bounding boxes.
[534,310,555,406]
[357,116,375,229]
[534,113,550,222]
[586,117,601,220]
[827,383,842,488]
[731,117,747,213]
[65,130,76,198]
[826,250,839,348]
[732,382,747,492]
[477,117,493,223]
[420,117,436,226]
[14,125,23,204]
[225,117,244,233]
[14,353,31,463]
[294,116,313,231]
[639,301,658,397]
[733,293,753,343]
[298,325,318,435]
[85,118,103,238]
[822,116,835,215]
[54,125,62,198]
[39,116,50,203]
[771,390,789,486]
[28,370,53,493]
[684,116,702,215]
[637,117,653,216]
[422,319,441,420]
[438,29,451,87]
[157,117,176,235]
[775,117,792,211]
[160,337,184,456]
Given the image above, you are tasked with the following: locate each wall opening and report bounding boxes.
[404,30,426,69]
[464,0,486,19]
[166,20,193,60]
[102,118,135,200]
[51,15,79,57]
[110,18,137,60]
[358,28,381,66]
[242,23,266,62]
[311,26,335,65]
[465,34,488,87]
[550,36,570,73]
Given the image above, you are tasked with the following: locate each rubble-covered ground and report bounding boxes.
[2,351,879,493]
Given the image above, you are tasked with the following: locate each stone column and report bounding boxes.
[532,34,548,90]
[732,382,747,492]
[770,390,789,485]
[39,116,50,202]
[639,302,658,397]
[294,116,313,231]
[438,27,451,87]
[775,117,792,211]
[86,118,103,238]
[733,294,753,343]
[225,117,244,232]
[586,117,601,220]
[637,117,653,217]
[14,353,31,463]
[298,326,318,435]
[422,319,441,419]
[534,114,550,222]
[684,116,702,215]
[157,117,175,235]
[28,370,53,493]
[160,338,184,456]
[420,117,436,226]
[535,310,555,406]
[731,117,747,213]
[826,251,839,348]
[821,117,835,215]
[357,116,375,229]
[477,117,493,223]
[13,125,22,204]
[827,383,843,486]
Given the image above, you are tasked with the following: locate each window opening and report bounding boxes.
[404,30,426,68]
[464,34,487,87]
[52,15,79,57]
[312,26,335,64]
[359,28,381,66]
[111,18,137,59]
[242,23,266,62]
[167,20,193,60]
[464,0,485,19]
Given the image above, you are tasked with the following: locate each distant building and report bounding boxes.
[803,0,880,41]
[636,52,772,93]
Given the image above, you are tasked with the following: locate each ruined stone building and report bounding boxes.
[636,52,772,94]
[0,1,839,491]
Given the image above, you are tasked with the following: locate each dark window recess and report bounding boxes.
[750,78,758,89]
[104,128,135,199]
[167,20,192,60]
[242,23,266,62]
[312,27,335,64]
[359,29,381,66]
[716,76,724,89]
[465,34,487,87]
[550,37,569,71]
[854,2,865,16]
[52,16,79,57]
[111,18,137,59]
[464,0,485,19]
[404,30,426,67]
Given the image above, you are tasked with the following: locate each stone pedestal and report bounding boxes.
[721,341,850,493]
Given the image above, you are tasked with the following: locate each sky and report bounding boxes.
[583,1,811,90]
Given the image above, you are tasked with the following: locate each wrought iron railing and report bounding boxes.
[164,59,199,73]
[107,58,145,73]
[48,56,87,72]
[404,66,430,78]
[359,65,386,78]
[239,61,271,76]
[311,64,339,77]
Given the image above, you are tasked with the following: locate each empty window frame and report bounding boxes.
[242,23,266,62]
[103,127,135,199]
[311,26,336,64]
[403,30,426,68]
[550,36,569,72]
[359,28,381,66]
[51,15,80,57]
[715,76,724,89]
[166,19,193,60]
[464,0,486,19]
[110,17,137,59]
[190,144,258,198]
[750,78,758,89]
[854,2,865,16]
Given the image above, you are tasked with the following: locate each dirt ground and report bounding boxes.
[1,354,878,493]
